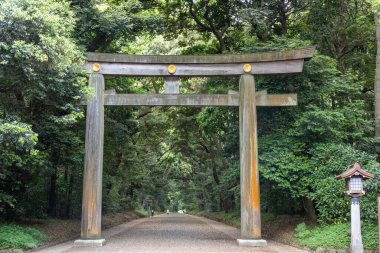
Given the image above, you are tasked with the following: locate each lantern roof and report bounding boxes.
[336,163,375,180]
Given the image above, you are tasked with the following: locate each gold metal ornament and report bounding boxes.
[92,63,101,72]
[243,64,252,73]
[167,65,176,74]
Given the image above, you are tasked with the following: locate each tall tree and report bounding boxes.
[374,7,380,138]
[161,0,243,53]
[0,0,86,218]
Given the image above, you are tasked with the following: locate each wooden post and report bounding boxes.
[350,198,363,253]
[238,75,267,246]
[378,197,380,253]
[75,73,105,246]
[164,77,180,94]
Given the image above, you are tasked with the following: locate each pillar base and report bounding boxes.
[237,239,267,247]
[350,244,363,253]
[74,239,106,247]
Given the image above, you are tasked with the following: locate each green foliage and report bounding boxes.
[362,223,380,249]
[0,120,37,151]
[261,139,380,224]
[260,134,313,199]
[134,208,150,217]
[295,222,350,249]
[293,55,373,146]
[0,0,86,219]
[310,143,380,223]
[241,36,312,53]
[294,223,312,239]
[0,225,47,249]
[295,222,378,250]
[0,119,45,217]
[0,0,87,105]
[304,0,375,75]
[73,0,163,52]
[259,51,379,224]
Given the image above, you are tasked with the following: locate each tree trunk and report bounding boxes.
[48,149,60,217]
[202,189,209,211]
[375,11,380,138]
[48,170,57,217]
[302,197,317,223]
[210,152,220,185]
[65,170,73,218]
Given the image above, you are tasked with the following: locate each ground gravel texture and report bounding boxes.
[32,213,310,253]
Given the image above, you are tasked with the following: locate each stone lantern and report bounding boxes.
[336,163,374,253]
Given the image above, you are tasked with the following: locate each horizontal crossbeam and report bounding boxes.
[84,60,304,76]
[102,93,297,107]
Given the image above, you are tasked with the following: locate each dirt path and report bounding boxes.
[32,214,310,253]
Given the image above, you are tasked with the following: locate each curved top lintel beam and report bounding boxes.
[86,46,315,64]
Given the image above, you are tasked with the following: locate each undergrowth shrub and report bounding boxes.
[0,225,47,249]
[295,222,378,250]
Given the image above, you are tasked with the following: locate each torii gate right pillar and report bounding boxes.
[238,74,267,246]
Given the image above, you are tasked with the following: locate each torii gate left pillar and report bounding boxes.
[75,47,315,247]
[238,74,267,246]
[74,73,105,247]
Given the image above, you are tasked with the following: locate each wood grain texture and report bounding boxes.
[239,74,262,239]
[164,77,180,94]
[102,93,297,107]
[84,60,304,76]
[81,73,105,240]
[378,197,380,247]
[256,94,297,106]
[86,47,315,64]
[104,94,239,106]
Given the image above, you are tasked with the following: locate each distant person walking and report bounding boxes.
[166,209,170,215]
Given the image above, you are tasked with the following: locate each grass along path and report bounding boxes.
[295,222,378,250]
[0,211,145,251]
[195,211,379,251]
[194,211,305,248]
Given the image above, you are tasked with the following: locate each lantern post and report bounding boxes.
[336,163,374,253]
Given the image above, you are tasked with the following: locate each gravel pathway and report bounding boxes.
[33,213,310,253]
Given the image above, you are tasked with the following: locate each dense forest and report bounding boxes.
[0,0,380,229]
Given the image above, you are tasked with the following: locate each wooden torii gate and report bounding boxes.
[74,47,315,247]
